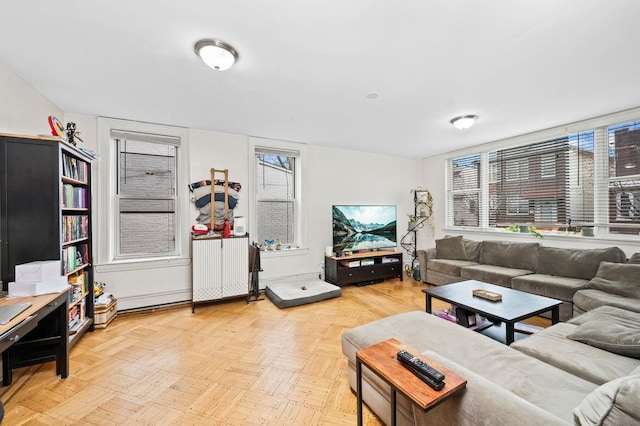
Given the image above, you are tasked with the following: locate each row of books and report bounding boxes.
[68,271,88,304]
[62,215,89,243]
[62,153,89,183]
[68,300,86,332]
[62,184,88,209]
[63,243,89,274]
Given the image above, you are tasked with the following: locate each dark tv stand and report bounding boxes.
[324,251,403,286]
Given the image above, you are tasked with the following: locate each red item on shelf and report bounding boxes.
[222,220,231,238]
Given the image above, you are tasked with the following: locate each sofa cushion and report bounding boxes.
[535,246,626,280]
[511,274,588,302]
[628,253,640,264]
[427,259,478,277]
[573,289,640,314]
[573,374,640,426]
[436,236,466,260]
[463,238,482,262]
[460,264,533,288]
[511,322,640,385]
[567,319,640,359]
[479,241,539,271]
[568,305,640,326]
[587,261,640,299]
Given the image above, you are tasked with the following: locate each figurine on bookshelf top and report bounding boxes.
[66,122,84,146]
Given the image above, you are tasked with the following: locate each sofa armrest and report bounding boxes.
[411,350,570,426]
[417,248,436,282]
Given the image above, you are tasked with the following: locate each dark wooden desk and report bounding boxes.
[356,338,466,426]
[0,289,69,386]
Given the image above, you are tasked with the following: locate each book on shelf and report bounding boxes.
[62,153,89,182]
[62,215,89,242]
[360,258,375,266]
[381,257,399,263]
[62,184,88,209]
[62,243,89,273]
[340,260,360,267]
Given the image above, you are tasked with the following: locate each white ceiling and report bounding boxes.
[2,1,640,158]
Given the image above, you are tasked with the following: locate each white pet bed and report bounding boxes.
[265,278,342,308]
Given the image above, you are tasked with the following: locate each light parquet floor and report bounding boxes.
[0,278,549,425]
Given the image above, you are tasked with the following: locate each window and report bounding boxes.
[114,132,178,258]
[505,158,529,181]
[506,196,529,215]
[534,200,558,223]
[482,131,593,230]
[606,120,640,235]
[447,120,640,236]
[540,153,556,177]
[255,146,299,245]
[447,154,480,227]
[447,116,640,240]
[489,162,498,183]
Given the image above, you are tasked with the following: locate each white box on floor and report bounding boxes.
[9,275,68,297]
[14,260,61,282]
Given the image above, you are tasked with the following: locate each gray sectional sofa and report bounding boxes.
[417,236,630,321]
[342,247,640,425]
[342,307,640,425]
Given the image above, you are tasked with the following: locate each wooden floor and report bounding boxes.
[0,278,549,425]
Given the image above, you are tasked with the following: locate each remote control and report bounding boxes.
[407,366,445,390]
[397,350,445,383]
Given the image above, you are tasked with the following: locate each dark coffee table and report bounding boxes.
[422,280,561,345]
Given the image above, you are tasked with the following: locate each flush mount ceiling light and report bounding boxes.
[450,115,478,130]
[194,39,238,71]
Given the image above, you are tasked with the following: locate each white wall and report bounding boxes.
[0,61,63,135]
[265,144,419,282]
[0,60,419,309]
[63,112,420,308]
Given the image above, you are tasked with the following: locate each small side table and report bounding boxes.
[356,338,467,426]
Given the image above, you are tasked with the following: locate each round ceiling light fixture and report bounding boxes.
[450,115,478,130]
[194,39,238,71]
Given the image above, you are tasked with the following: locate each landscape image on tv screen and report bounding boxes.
[332,205,397,252]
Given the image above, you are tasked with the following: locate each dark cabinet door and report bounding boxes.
[0,137,60,287]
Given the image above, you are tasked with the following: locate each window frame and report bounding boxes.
[445,110,640,241]
[115,136,178,259]
[248,137,308,255]
[255,151,297,245]
[96,118,190,269]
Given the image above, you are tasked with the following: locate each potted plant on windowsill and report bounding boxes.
[506,224,543,238]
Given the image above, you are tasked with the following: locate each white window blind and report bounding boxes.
[447,154,480,227]
[255,146,299,244]
[447,115,640,240]
[114,131,178,257]
[603,120,640,235]
[486,131,594,229]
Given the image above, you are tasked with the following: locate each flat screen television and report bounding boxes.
[332,205,397,252]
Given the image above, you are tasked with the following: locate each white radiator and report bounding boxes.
[192,238,248,303]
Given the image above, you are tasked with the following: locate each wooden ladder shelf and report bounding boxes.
[210,168,229,230]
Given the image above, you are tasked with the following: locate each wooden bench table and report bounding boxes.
[356,338,467,426]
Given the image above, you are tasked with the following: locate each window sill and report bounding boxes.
[260,247,309,258]
[444,227,640,245]
[95,256,191,273]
